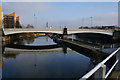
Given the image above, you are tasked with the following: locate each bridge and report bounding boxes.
[2,28,113,36]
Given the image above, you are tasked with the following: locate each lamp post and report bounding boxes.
[34,13,37,27]
[82,18,84,27]
[90,16,93,27]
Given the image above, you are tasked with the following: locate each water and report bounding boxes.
[1,36,93,79]
[24,36,56,46]
[2,51,91,78]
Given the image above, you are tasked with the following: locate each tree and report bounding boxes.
[26,24,34,28]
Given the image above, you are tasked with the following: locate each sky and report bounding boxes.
[2,2,118,28]
[2,0,120,2]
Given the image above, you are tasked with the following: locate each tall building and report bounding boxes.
[3,12,15,28]
[46,22,48,28]
[0,6,2,28]
[16,16,20,28]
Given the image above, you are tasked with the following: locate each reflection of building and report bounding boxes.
[0,6,2,28]
[4,54,16,59]
[0,56,4,69]
[3,12,15,28]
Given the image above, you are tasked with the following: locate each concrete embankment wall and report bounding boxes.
[62,39,99,56]
[75,33,113,44]
[0,29,2,54]
[113,30,120,41]
[61,39,109,64]
[0,29,2,80]
[0,29,2,42]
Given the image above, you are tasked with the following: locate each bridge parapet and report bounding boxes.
[67,29,113,35]
[3,28,114,36]
[3,28,63,35]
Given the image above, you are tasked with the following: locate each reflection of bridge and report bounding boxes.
[4,47,72,53]
[3,28,113,36]
[3,46,73,55]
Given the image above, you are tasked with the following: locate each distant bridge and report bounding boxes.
[3,28,114,36]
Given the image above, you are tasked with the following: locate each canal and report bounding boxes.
[0,33,120,79]
[0,35,94,79]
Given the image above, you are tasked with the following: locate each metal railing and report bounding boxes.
[79,47,120,80]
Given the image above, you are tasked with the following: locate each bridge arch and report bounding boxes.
[3,28,113,36]
[3,28,63,35]
[67,29,113,36]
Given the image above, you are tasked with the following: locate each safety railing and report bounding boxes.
[79,47,120,80]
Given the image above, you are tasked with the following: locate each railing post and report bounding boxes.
[116,50,120,71]
[94,64,106,80]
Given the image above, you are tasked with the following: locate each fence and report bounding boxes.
[79,47,120,80]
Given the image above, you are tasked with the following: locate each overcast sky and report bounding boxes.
[2,2,118,28]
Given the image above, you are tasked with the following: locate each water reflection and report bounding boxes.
[2,34,119,79]
[24,36,56,46]
[1,36,94,79]
[2,47,93,79]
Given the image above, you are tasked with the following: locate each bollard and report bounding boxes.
[62,45,67,54]
[116,50,120,71]
[94,64,106,80]
[72,34,74,41]
[63,28,68,39]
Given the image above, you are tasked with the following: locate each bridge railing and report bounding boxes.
[79,47,120,80]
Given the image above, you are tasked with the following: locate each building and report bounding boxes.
[16,16,21,28]
[46,22,48,28]
[102,26,115,29]
[0,6,1,28]
[3,12,15,28]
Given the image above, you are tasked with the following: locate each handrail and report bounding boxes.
[105,59,119,79]
[79,47,120,80]
[101,48,120,64]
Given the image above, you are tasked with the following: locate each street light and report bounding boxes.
[90,16,93,27]
[82,18,84,27]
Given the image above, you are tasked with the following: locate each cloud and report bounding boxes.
[94,12,118,26]
[53,12,118,28]
[2,2,52,26]
[3,2,51,14]
[2,2,118,28]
